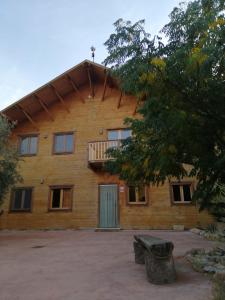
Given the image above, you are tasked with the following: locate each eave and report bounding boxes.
[1,60,118,125]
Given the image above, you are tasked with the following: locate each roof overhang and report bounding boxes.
[1,60,118,124]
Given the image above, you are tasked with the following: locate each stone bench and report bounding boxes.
[133,235,176,284]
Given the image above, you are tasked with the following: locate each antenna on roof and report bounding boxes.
[91,46,96,62]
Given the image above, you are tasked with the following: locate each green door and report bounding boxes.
[99,184,118,228]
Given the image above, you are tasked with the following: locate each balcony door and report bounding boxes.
[99,184,119,228]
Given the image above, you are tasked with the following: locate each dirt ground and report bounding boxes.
[0,230,218,300]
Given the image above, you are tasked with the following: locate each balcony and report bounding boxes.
[88,140,120,169]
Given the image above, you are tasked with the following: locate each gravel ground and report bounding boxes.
[0,230,218,300]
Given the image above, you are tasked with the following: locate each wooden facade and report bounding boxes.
[0,60,212,230]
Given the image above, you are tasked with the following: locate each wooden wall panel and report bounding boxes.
[0,83,213,229]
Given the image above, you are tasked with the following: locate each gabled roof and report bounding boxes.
[1,60,117,124]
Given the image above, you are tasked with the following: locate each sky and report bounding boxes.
[0,0,182,110]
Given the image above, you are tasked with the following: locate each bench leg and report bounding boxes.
[133,241,145,264]
[144,251,176,284]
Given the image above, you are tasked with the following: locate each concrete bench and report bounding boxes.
[133,235,176,284]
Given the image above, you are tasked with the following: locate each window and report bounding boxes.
[19,135,38,155]
[108,129,132,141]
[127,185,148,204]
[11,188,32,212]
[49,186,73,210]
[53,133,74,154]
[171,183,192,204]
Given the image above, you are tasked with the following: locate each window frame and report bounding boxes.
[18,134,39,156]
[170,181,194,205]
[10,187,33,213]
[126,185,149,206]
[107,128,132,141]
[52,132,75,155]
[48,185,73,211]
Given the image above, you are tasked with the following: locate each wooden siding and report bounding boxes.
[0,83,213,229]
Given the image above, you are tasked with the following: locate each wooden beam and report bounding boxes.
[49,84,70,113]
[16,104,39,130]
[66,75,85,103]
[117,91,123,109]
[34,94,54,121]
[86,65,95,98]
[101,71,108,101]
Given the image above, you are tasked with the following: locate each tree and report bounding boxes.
[103,0,225,212]
[0,115,21,206]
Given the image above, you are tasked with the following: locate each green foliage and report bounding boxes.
[208,184,225,221]
[104,19,156,99]
[213,273,225,300]
[206,223,217,233]
[103,0,225,212]
[0,115,21,206]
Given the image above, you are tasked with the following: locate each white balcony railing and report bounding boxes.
[88,140,121,162]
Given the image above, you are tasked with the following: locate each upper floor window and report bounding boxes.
[19,135,38,156]
[127,185,148,205]
[53,132,74,154]
[10,188,32,212]
[108,129,132,141]
[170,182,192,204]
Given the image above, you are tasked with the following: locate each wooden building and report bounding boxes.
[0,60,212,230]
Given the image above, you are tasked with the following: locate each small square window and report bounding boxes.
[19,135,38,155]
[171,183,192,204]
[127,185,148,204]
[11,188,32,212]
[53,133,74,154]
[49,186,73,210]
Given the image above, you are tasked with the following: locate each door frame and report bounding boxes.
[98,183,120,228]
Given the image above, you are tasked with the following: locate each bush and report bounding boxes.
[212,273,225,300]
[0,115,22,205]
[208,184,225,222]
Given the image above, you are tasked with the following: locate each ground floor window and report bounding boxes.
[49,186,73,211]
[10,188,32,212]
[170,182,193,204]
[127,185,148,205]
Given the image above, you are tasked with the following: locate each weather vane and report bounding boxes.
[91,46,96,62]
